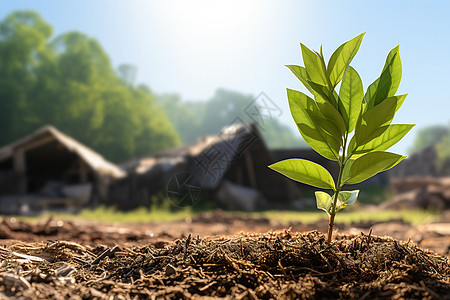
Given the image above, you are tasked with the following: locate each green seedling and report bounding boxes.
[269,33,414,244]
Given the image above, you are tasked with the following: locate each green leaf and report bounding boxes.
[318,49,332,88]
[286,65,316,95]
[297,124,341,160]
[327,33,365,88]
[285,65,337,106]
[354,95,405,146]
[364,95,403,126]
[392,93,407,113]
[307,81,338,107]
[349,124,384,155]
[316,100,347,136]
[315,191,333,215]
[351,124,415,157]
[307,81,328,100]
[344,151,406,184]
[336,190,359,213]
[287,89,340,160]
[364,46,402,109]
[287,88,321,125]
[338,66,363,132]
[341,159,355,185]
[269,159,336,190]
[301,43,328,86]
[306,108,343,143]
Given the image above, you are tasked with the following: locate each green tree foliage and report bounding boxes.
[157,88,308,149]
[409,124,449,154]
[0,11,180,162]
[156,93,206,145]
[0,11,52,143]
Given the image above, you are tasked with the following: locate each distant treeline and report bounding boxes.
[156,90,307,149]
[0,11,179,163]
[0,11,306,164]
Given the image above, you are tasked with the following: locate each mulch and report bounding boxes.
[1,229,449,299]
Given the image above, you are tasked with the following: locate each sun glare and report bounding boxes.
[146,0,267,60]
[136,0,272,97]
[162,1,256,45]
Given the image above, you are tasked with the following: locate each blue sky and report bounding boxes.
[2,0,449,154]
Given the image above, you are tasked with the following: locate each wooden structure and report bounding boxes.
[113,123,301,210]
[0,125,125,214]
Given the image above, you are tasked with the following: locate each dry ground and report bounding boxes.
[0,211,449,299]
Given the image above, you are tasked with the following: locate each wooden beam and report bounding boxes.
[236,165,243,186]
[13,148,26,194]
[20,135,56,153]
[79,159,89,183]
[244,151,257,189]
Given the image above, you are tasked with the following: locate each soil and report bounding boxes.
[0,211,449,299]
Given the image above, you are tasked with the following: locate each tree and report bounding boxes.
[117,64,137,86]
[0,11,180,162]
[157,88,308,149]
[0,11,53,144]
[409,125,449,154]
[261,119,308,149]
[155,93,205,145]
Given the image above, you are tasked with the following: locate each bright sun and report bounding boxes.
[163,1,255,42]
[148,0,264,56]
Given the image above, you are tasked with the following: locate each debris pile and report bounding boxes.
[385,177,450,210]
[0,230,449,299]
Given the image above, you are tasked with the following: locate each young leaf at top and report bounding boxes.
[269,159,336,190]
[315,191,333,215]
[364,46,402,110]
[300,43,328,87]
[343,152,406,184]
[335,190,359,213]
[286,65,337,106]
[327,33,365,88]
[338,66,364,132]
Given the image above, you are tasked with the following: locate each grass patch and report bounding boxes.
[258,209,441,225]
[14,207,441,225]
[16,205,194,224]
[77,206,194,223]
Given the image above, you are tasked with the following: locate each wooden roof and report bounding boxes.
[0,125,125,179]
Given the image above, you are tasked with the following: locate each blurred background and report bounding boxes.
[0,0,449,226]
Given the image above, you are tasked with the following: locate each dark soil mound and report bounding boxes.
[1,230,449,299]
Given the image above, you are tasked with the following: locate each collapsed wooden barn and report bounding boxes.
[0,125,125,214]
[111,123,302,210]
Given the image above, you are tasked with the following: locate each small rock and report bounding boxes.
[3,273,31,290]
[165,264,177,276]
